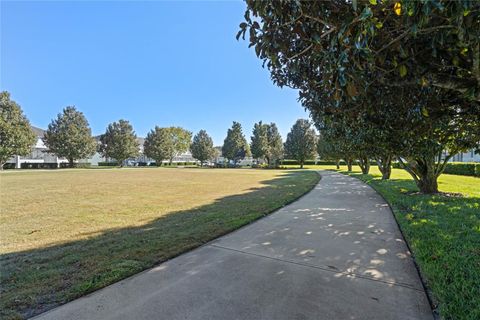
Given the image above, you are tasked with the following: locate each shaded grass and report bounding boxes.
[305,165,479,320]
[0,168,320,319]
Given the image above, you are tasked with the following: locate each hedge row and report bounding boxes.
[392,161,479,177]
[97,161,198,167]
[280,160,345,165]
[97,162,119,166]
[145,162,197,167]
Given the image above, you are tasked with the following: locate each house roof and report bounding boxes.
[31,126,46,138]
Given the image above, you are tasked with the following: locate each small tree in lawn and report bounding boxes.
[284,119,317,168]
[0,91,36,169]
[99,120,139,166]
[168,127,192,164]
[43,106,96,168]
[144,127,172,165]
[250,121,283,167]
[222,121,249,164]
[144,126,192,165]
[265,123,283,167]
[250,121,268,163]
[190,129,215,166]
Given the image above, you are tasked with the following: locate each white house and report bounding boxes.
[449,149,480,162]
[6,126,69,168]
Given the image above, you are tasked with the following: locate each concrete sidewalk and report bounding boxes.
[34,171,432,320]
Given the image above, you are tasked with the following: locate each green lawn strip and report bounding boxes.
[342,170,480,320]
[0,170,319,320]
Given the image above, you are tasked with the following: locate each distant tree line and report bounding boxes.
[0,90,321,170]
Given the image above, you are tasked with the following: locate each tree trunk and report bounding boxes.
[69,158,74,168]
[418,172,439,194]
[377,155,392,180]
[357,157,370,174]
[335,159,340,169]
[0,161,5,170]
[300,160,304,169]
[397,155,447,194]
[346,159,353,172]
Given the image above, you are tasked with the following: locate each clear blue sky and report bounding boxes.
[1,0,310,145]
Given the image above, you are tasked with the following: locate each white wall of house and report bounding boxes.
[450,149,480,162]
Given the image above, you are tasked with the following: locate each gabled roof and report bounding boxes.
[31,126,46,138]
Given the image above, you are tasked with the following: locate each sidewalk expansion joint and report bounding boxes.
[209,243,424,292]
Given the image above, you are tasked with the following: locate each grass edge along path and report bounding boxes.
[0,169,320,320]
[338,169,480,320]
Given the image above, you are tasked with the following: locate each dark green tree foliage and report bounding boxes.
[240,0,480,193]
[284,119,317,168]
[250,121,284,167]
[144,127,192,165]
[250,121,268,161]
[316,135,343,170]
[43,106,96,167]
[0,91,36,169]
[190,129,215,166]
[99,120,139,166]
[222,121,249,163]
[266,123,283,166]
[144,127,171,165]
[239,0,480,102]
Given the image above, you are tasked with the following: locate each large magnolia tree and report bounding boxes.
[240,0,480,193]
[0,91,36,169]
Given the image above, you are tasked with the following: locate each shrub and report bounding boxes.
[20,163,58,169]
[393,161,479,177]
[443,162,476,176]
[97,162,118,167]
[59,163,91,168]
[280,159,347,166]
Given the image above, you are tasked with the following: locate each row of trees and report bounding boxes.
[221,119,318,168]
[239,0,480,193]
[1,90,319,168]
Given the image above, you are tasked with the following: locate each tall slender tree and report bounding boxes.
[222,121,249,163]
[43,106,96,167]
[284,119,317,169]
[99,120,139,166]
[265,123,283,167]
[0,91,36,169]
[250,121,268,163]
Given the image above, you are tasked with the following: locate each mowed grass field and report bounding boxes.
[0,168,320,319]
[287,164,480,320]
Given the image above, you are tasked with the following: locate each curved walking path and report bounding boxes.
[34,171,432,320]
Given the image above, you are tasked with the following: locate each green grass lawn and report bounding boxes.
[296,164,479,320]
[0,168,320,320]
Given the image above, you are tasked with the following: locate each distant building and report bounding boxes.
[449,149,479,162]
[6,126,69,168]
[6,126,197,168]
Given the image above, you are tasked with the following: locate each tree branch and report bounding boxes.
[288,44,314,60]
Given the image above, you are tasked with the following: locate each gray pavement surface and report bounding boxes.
[33,171,433,320]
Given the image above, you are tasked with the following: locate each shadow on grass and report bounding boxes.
[345,172,480,319]
[0,171,320,320]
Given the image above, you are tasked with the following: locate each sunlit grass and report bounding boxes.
[297,164,479,320]
[0,168,320,319]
